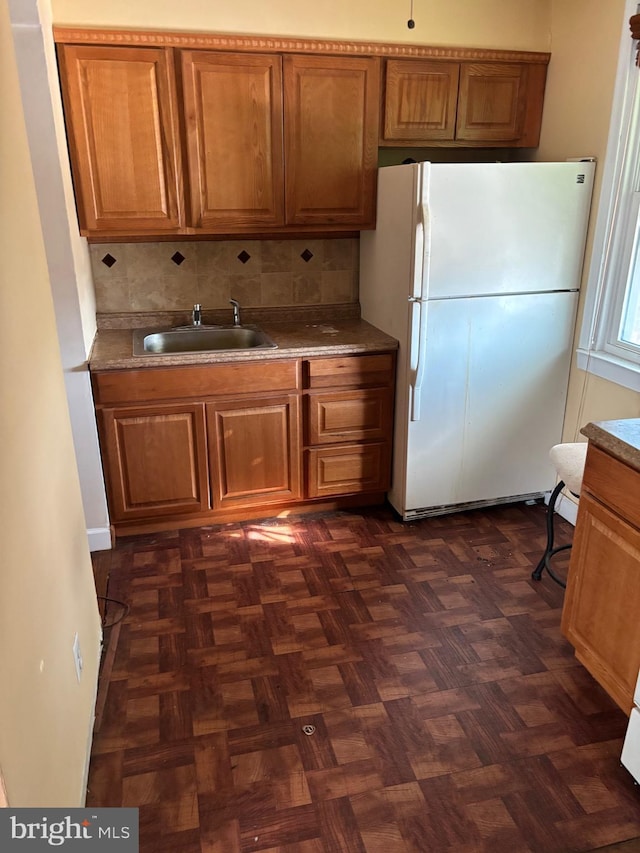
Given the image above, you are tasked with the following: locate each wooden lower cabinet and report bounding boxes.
[207,395,301,509]
[99,403,209,519]
[304,354,394,499]
[561,444,640,715]
[92,352,395,534]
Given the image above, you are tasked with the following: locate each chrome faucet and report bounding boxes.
[230,299,241,327]
[192,303,202,326]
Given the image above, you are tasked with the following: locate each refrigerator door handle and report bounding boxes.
[408,297,428,421]
[417,201,431,302]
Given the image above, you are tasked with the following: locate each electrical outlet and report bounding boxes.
[72,632,83,683]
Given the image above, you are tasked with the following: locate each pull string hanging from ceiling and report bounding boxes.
[408,0,415,29]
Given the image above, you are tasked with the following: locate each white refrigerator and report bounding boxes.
[360,160,595,520]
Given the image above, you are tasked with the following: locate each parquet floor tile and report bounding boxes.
[89,503,640,852]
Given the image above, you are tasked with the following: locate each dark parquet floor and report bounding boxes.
[88,502,640,852]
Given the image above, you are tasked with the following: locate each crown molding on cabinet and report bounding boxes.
[52,26,550,65]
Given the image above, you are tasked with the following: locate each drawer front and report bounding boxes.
[92,360,300,405]
[306,442,390,497]
[305,353,395,389]
[583,444,640,530]
[307,388,393,445]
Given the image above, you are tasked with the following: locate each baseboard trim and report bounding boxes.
[555,493,579,526]
[88,527,112,552]
[80,640,102,806]
[544,490,579,526]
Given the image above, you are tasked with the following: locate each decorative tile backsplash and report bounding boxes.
[89,238,359,314]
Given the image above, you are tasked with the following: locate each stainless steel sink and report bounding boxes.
[133,325,278,355]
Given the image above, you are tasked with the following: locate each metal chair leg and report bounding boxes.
[532,480,565,582]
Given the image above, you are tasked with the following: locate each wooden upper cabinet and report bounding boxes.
[381,58,546,147]
[180,51,285,229]
[57,45,183,234]
[457,63,525,142]
[284,55,380,227]
[54,29,550,236]
[383,60,459,142]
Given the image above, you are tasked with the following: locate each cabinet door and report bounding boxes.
[180,51,284,229]
[561,492,640,715]
[456,62,526,142]
[57,45,183,234]
[382,60,459,142]
[284,55,380,227]
[99,404,209,521]
[207,395,301,510]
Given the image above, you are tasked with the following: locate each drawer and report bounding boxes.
[304,353,395,389]
[582,444,640,530]
[92,360,301,405]
[306,442,390,497]
[307,388,393,445]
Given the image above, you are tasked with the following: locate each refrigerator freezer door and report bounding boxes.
[422,161,595,299]
[397,290,578,517]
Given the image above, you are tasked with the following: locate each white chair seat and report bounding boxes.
[549,442,587,496]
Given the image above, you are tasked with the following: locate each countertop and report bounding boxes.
[581,418,640,473]
[89,317,398,371]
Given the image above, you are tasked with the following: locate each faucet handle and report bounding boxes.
[229,299,241,327]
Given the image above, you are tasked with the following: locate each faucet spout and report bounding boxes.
[230,299,241,327]
[192,303,202,326]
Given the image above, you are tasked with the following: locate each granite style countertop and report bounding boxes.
[89,316,398,371]
[581,418,640,473]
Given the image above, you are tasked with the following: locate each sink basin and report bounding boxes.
[133,325,278,355]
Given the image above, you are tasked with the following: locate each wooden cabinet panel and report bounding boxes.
[307,388,393,445]
[562,492,640,715]
[57,45,183,233]
[284,55,379,227]
[303,352,395,500]
[383,60,459,141]
[581,444,640,531]
[307,443,390,498]
[99,403,209,520]
[180,51,284,229]
[207,395,301,509]
[456,63,525,142]
[305,354,395,389]
[92,361,300,406]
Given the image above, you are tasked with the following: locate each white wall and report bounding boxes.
[10,0,110,551]
[538,0,640,441]
[0,0,102,806]
[51,0,552,51]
